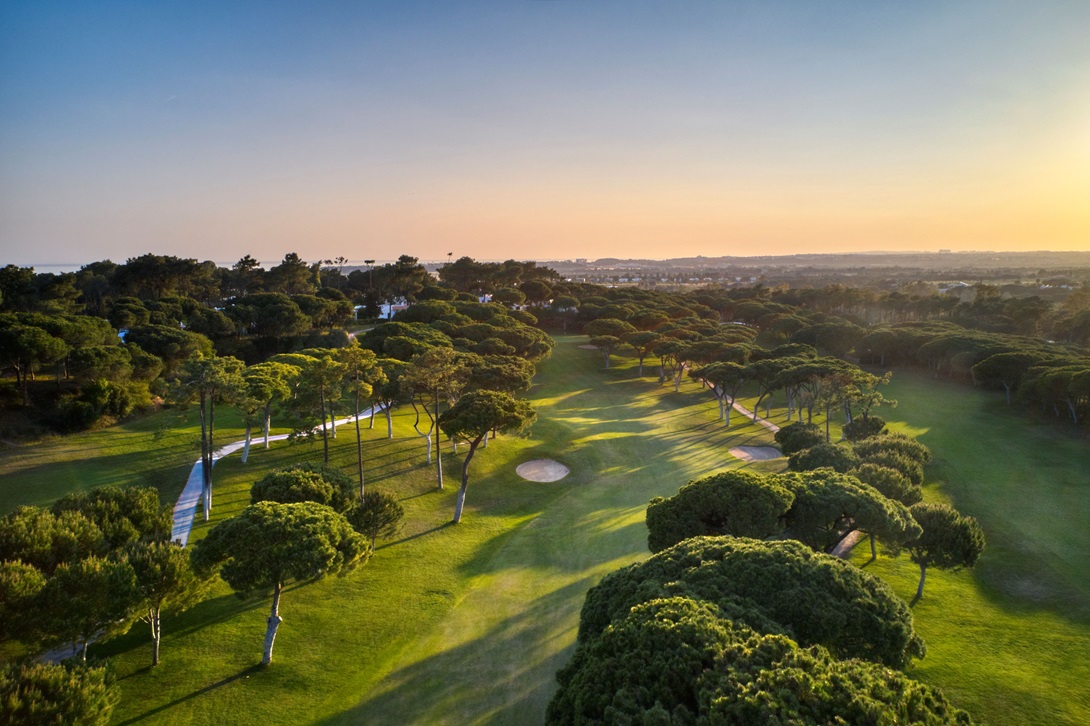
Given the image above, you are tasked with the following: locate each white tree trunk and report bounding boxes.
[263,405,272,449]
[150,606,161,667]
[262,582,283,666]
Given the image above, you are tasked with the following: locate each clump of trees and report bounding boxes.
[0,485,201,668]
[0,661,120,725]
[549,536,975,723]
[548,596,972,725]
[645,470,793,552]
[579,537,925,668]
[665,426,979,569]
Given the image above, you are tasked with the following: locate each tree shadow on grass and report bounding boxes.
[111,665,263,725]
[314,576,597,726]
[379,521,454,550]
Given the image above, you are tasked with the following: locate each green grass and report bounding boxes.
[0,406,251,513]
[79,338,781,725]
[736,369,1090,725]
[847,370,1090,726]
[5,344,1089,725]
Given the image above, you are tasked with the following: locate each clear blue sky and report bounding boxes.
[2,0,1089,267]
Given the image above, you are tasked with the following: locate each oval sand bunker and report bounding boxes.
[729,446,781,462]
[516,459,571,482]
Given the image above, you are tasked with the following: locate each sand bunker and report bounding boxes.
[578,344,600,350]
[729,446,782,462]
[516,459,571,482]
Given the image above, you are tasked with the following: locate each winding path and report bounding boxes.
[729,399,781,433]
[171,408,380,546]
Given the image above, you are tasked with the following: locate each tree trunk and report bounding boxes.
[385,408,393,439]
[241,425,252,464]
[320,387,329,464]
[207,394,216,521]
[262,581,283,666]
[17,366,29,407]
[369,402,376,429]
[452,438,483,524]
[329,401,337,439]
[355,390,364,499]
[637,357,644,377]
[434,393,443,490]
[825,405,831,443]
[199,393,211,522]
[1002,383,1012,406]
[264,403,272,449]
[914,561,928,602]
[869,534,877,562]
[150,606,161,667]
[603,351,610,368]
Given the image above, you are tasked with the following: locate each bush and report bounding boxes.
[774,422,824,455]
[787,443,860,473]
[842,415,887,441]
[0,661,119,726]
[854,434,933,464]
[851,463,924,506]
[858,450,925,486]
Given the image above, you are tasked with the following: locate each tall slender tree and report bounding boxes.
[171,356,245,520]
[401,347,469,489]
[338,341,382,497]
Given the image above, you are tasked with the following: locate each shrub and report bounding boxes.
[858,450,925,486]
[787,443,860,473]
[842,415,887,441]
[774,422,824,455]
[851,463,923,506]
[854,434,933,464]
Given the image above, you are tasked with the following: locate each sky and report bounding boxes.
[2,0,1089,268]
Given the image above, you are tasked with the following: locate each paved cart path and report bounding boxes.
[171,408,380,545]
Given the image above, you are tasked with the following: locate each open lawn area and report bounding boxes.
[0,406,249,513]
[2,340,1088,724]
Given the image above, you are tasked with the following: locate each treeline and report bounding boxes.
[0,253,561,437]
[507,277,1090,432]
